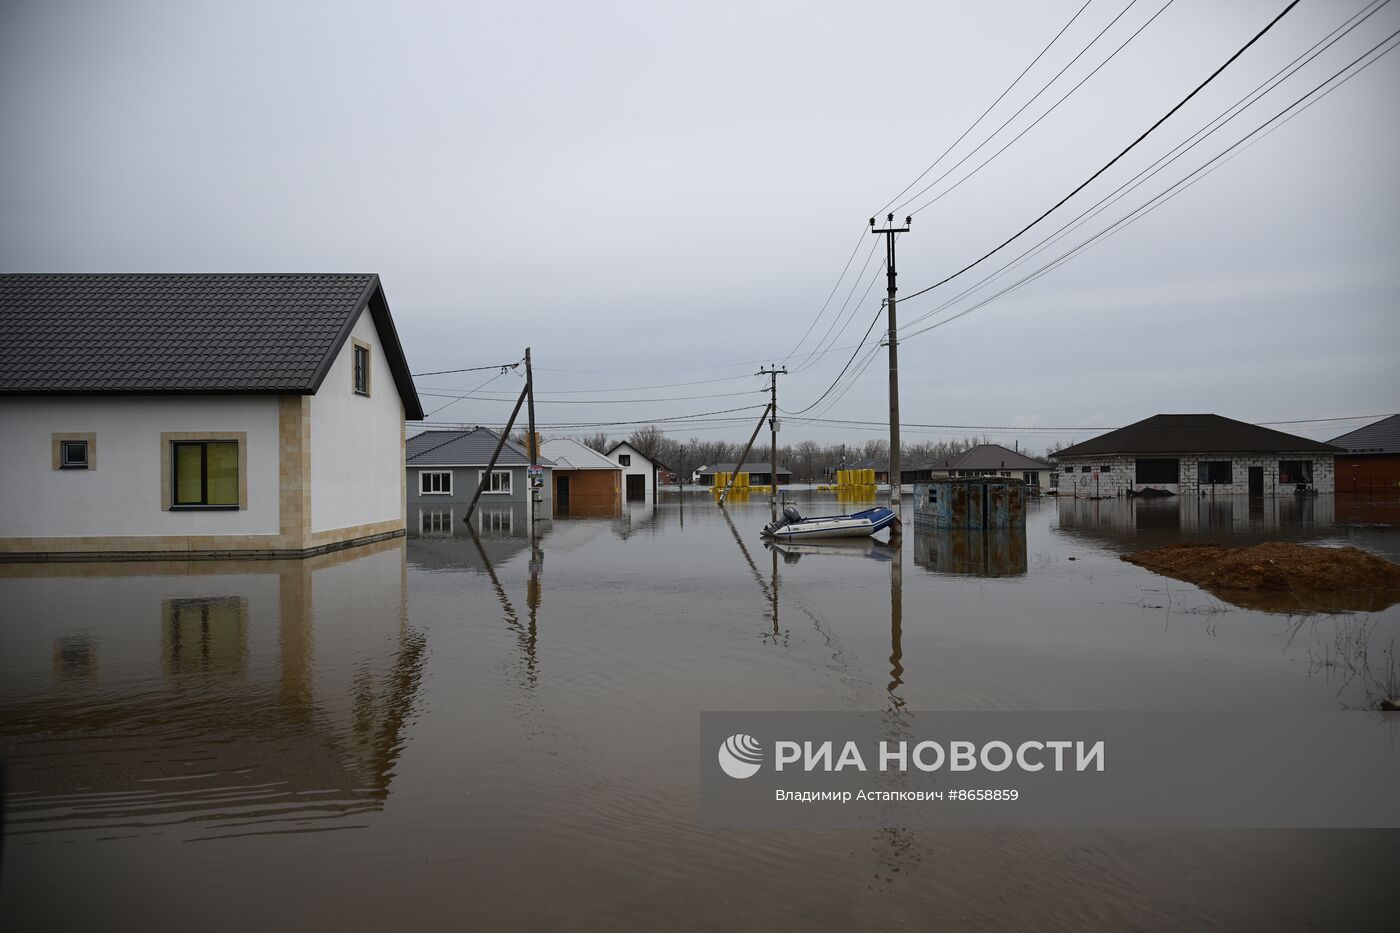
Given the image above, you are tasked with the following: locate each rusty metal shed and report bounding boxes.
[913,477,1027,530]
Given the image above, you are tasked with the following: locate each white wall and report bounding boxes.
[0,396,281,538]
[310,308,406,533]
[608,442,653,500]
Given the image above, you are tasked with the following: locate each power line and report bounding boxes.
[412,361,521,378]
[894,0,1394,340]
[415,388,765,405]
[897,22,1400,344]
[897,0,1301,307]
[408,404,768,428]
[904,0,1177,217]
[421,368,512,419]
[876,0,1096,217]
[893,0,1154,217]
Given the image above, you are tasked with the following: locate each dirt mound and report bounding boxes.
[1122,541,1400,612]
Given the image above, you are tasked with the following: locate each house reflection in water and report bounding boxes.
[912,527,1028,577]
[1053,494,1347,555]
[0,538,421,842]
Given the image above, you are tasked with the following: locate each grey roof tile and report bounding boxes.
[0,273,423,418]
[1328,414,1400,455]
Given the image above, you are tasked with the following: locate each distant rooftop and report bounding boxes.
[540,438,621,471]
[932,443,1051,472]
[406,427,554,467]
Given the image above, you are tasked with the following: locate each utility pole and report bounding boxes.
[524,347,537,536]
[871,212,910,512]
[719,402,773,506]
[757,365,786,520]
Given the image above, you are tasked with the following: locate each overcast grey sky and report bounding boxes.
[2,0,1396,450]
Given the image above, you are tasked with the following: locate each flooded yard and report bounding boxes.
[2,493,1398,930]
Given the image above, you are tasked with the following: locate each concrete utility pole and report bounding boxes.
[757,365,786,520]
[871,212,910,511]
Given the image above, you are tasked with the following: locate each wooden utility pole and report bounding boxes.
[718,402,773,506]
[757,365,786,520]
[525,347,538,534]
[871,212,910,511]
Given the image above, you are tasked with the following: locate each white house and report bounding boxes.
[606,441,663,502]
[0,273,424,559]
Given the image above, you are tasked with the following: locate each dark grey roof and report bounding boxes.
[1327,414,1400,455]
[1054,414,1342,458]
[697,462,791,475]
[933,444,1051,472]
[406,427,555,467]
[0,273,423,419]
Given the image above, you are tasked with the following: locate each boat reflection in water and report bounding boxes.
[912,526,1028,577]
[765,537,896,565]
[0,538,422,843]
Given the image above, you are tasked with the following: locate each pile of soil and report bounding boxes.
[1122,541,1400,612]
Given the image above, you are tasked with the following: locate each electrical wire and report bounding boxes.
[896,0,1301,307]
[905,0,1177,217]
[894,0,1394,339]
[412,361,521,378]
[898,23,1400,344]
[876,0,1097,217]
[893,0,1153,217]
[415,388,766,405]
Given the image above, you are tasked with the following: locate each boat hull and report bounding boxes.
[761,507,898,540]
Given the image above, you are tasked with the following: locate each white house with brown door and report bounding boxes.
[0,273,424,559]
[606,441,665,501]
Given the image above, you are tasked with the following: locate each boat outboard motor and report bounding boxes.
[761,505,804,537]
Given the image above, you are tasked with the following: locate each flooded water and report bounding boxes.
[2,493,1398,931]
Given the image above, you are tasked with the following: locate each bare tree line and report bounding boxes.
[577,426,1054,482]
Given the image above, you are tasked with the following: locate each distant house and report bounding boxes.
[1053,414,1340,497]
[539,438,621,517]
[606,441,666,501]
[406,427,553,523]
[929,444,1054,491]
[694,462,792,487]
[1329,414,1400,496]
[0,273,423,559]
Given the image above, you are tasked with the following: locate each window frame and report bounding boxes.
[170,440,242,510]
[1197,460,1233,485]
[351,338,372,397]
[618,454,632,467]
[1278,460,1314,485]
[52,432,97,471]
[60,439,89,469]
[479,469,513,495]
[420,470,453,495]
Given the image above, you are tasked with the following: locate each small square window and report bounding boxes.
[618,454,631,467]
[60,439,89,469]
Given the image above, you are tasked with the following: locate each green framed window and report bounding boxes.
[172,441,240,508]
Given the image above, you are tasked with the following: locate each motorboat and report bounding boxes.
[760,505,899,540]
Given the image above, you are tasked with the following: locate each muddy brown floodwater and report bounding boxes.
[2,493,1398,931]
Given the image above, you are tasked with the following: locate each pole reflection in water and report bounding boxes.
[467,522,539,687]
[888,546,904,711]
[717,504,785,645]
[0,538,423,842]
